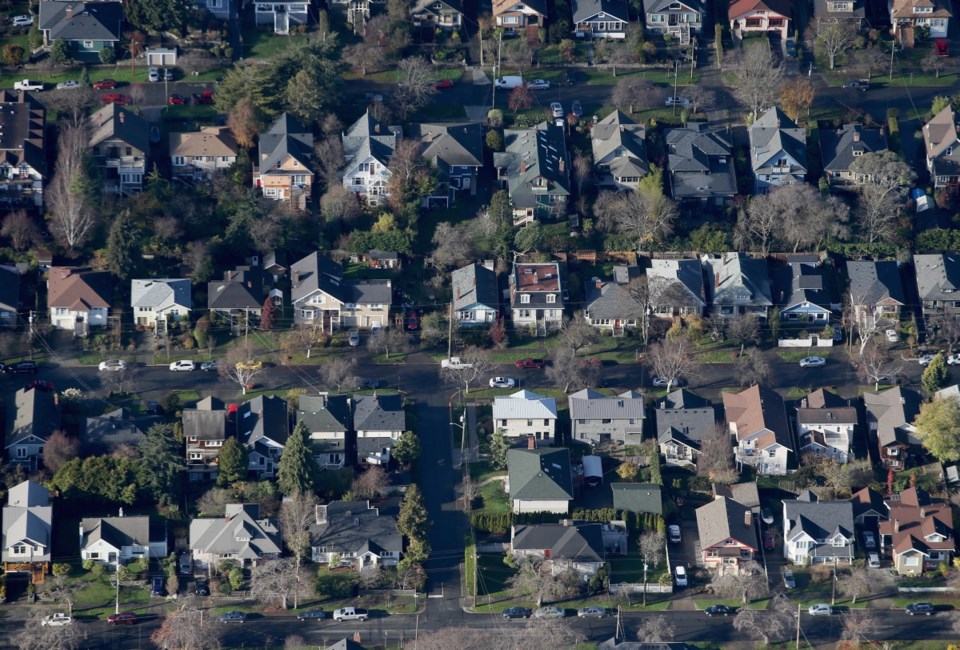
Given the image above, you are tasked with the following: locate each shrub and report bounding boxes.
[315,571,358,598]
[51,563,71,578]
[82,559,95,571]
[228,567,244,590]
[90,562,106,576]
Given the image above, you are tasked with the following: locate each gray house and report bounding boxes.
[207,266,267,325]
[506,446,573,514]
[666,123,736,207]
[511,522,607,578]
[82,407,155,456]
[238,395,289,479]
[819,124,887,187]
[290,251,345,328]
[846,260,905,324]
[914,253,960,320]
[702,253,773,320]
[643,0,703,42]
[353,393,406,466]
[583,265,641,335]
[341,110,398,207]
[647,259,707,318]
[783,492,855,565]
[310,499,402,570]
[131,278,192,329]
[749,107,807,193]
[410,122,483,206]
[1,480,52,582]
[573,0,629,38]
[655,389,715,468]
[183,397,228,482]
[494,123,570,225]
[6,388,60,469]
[38,1,122,61]
[452,262,499,326]
[923,106,960,188]
[568,388,645,446]
[190,503,281,569]
[298,393,352,470]
[591,111,648,190]
[773,255,838,324]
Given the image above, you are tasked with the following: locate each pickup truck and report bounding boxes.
[440,357,473,369]
[333,607,368,622]
[41,613,72,627]
[14,80,43,91]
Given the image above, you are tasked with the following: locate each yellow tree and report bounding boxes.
[778,77,816,122]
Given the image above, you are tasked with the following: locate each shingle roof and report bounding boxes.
[169,126,238,159]
[573,0,629,27]
[412,0,463,16]
[584,276,640,320]
[783,499,855,560]
[892,0,951,20]
[290,251,347,304]
[494,390,558,420]
[712,482,760,511]
[311,499,402,558]
[8,480,48,508]
[796,389,858,426]
[493,123,570,209]
[83,408,154,454]
[611,483,663,515]
[568,389,646,421]
[507,447,573,502]
[182,405,226,442]
[749,107,807,177]
[190,503,281,558]
[2,483,52,562]
[659,389,710,410]
[643,0,703,12]
[342,110,398,172]
[914,253,960,304]
[39,1,122,41]
[207,266,264,310]
[512,522,604,562]
[131,278,192,311]
[258,113,313,172]
[493,0,547,16]
[591,111,648,181]
[846,260,905,307]
[729,0,790,19]
[6,388,60,446]
[703,253,772,310]
[353,393,406,433]
[81,515,152,552]
[452,263,499,312]
[666,123,736,200]
[695,497,757,549]
[47,267,111,311]
[89,104,149,154]
[819,125,886,174]
[864,386,922,448]
[773,259,836,313]
[647,259,706,310]
[722,385,792,451]
[298,394,351,433]
[351,280,392,306]
[0,92,45,179]
[237,395,289,448]
[813,0,864,19]
[412,122,484,169]
[655,395,716,450]
[850,486,887,521]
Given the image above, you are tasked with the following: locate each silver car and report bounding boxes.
[98,359,127,372]
[348,330,360,347]
[148,67,160,82]
[533,606,565,619]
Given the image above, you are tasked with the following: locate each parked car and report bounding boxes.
[41,613,72,627]
[527,79,550,90]
[665,96,690,107]
[405,311,419,331]
[868,553,881,568]
[936,38,950,56]
[178,553,191,574]
[886,329,899,343]
[704,605,733,616]
[107,612,138,625]
[348,330,360,347]
[441,357,473,369]
[489,377,516,389]
[515,357,546,369]
[218,611,246,623]
[151,575,165,597]
[906,602,935,616]
[13,80,43,91]
[7,361,38,374]
[761,507,774,524]
[56,80,81,90]
[577,606,609,619]
[947,354,960,365]
[434,79,454,90]
[101,93,131,105]
[193,90,215,104]
[93,79,117,90]
[550,102,564,118]
[28,380,54,392]
[333,607,368,622]
[799,356,826,368]
[168,94,188,105]
[668,525,681,543]
[297,609,328,620]
[200,360,218,371]
[571,100,583,117]
[652,376,685,388]
[918,354,937,366]
[863,531,876,548]
[99,359,127,372]
[532,606,565,619]
[195,578,210,596]
[785,38,797,58]
[502,607,532,619]
[11,15,33,26]
[808,604,832,616]
[675,565,687,587]
[763,529,776,550]
[169,360,195,372]
[148,67,160,82]
[783,570,795,589]
[842,80,869,91]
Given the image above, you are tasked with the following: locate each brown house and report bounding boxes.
[879,488,955,575]
[493,0,547,35]
[695,496,758,574]
[253,113,313,209]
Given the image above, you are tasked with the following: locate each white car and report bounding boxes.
[332,607,368,622]
[98,359,127,372]
[868,552,881,568]
[947,354,960,365]
[665,96,690,107]
[808,604,832,616]
[526,79,550,90]
[885,329,899,342]
[674,565,687,587]
[11,15,33,26]
[56,80,81,90]
[799,356,826,368]
[668,524,681,543]
[348,330,360,347]
[441,357,473,369]
[489,377,516,389]
[169,360,196,372]
[918,354,937,366]
[550,102,563,118]
[41,613,72,627]
[148,67,160,82]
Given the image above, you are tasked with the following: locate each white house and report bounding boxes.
[493,390,558,446]
[572,0,629,38]
[890,0,951,43]
[723,385,793,476]
[796,389,858,463]
[782,492,855,565]
[452,263,499,326]
[254,0,308,34]
[749,107,807,193]
[80,515,167,564]
[190,504,281,569]
[341,111,399,207]
[643,0,703,43]
[1,480,52,581]
[47,267,112,335]
[511,522,607,578]
[130,278,192,329]
[170,126,238,181]
[506,445,573,514]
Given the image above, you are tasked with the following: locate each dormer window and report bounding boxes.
[521,294,530,303]
[546,294,556,303]
[853,150,863,157]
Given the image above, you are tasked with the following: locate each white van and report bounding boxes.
[495,76,524,90]
[583,455,603,488]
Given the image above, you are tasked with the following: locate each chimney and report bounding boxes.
[559,158,565,173]
[921,507,926,517]
[595,278,603,289]
[527,435,536,449]
[65,6,72,19]
[744,511,752,528]
[119,111,125,125]
[520,161,527,174]
[894,519,900,533]
[561,519,573,527]
[374,124,380,134]
[853,130,861,143]
[292,270,299,285]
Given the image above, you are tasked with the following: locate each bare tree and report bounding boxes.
[626,275,678,347]
[929,311,960,354]
[737,186,849,254]
[638,530,665,606]
[1,210,40,251]
[43,576,87,616]
[314,136,345,191]
[850,151,915,244]
[319,185,361,224]
[685,86,715,114]
[711,560,768,604]
[836,566,871,605]
[844,293,883,356]
[595,189,678,248]
[285,321,328,359]
[16,613,86,650]
[250,559,302,609]
[810,17,858,70]
[280,490,318,609]
[394,56,436,121]
[43,430,80,472]
[509,556,580,607]
[343,42,386,76]
[430,222,475,271]
[441,346,496,394]
[150,606,221,650]
[635,615,675,643]
[368,327,409,360]
[842,609,879,644]
[572,152,591,197]
[501,38,533,77]
[698,422,738,483]
[560,312,599,355]
[726,313,760,356]
[858,341,901,390]
[728,42,782,119]
[546,347,600,393]
[647,334,698,392]
[737,348,771,386]
[320,355,358,391]
[612,77,654,114]
[47,122,95,250]
[219,343,266,395]
[351,466,389,499]
[733,594,793,645]
[227,96,259,149]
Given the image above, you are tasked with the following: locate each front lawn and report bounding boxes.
[476,554,516,597]
[68,574,153,619]
[776,349,832,363]
[477,480,510,515]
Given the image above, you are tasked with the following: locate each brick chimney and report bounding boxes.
[65,6,73,19]
[894,519,900,533]
[559,158,565,173]
[527,435,536,449]
[744,511,752,528]
[853,130,861,143]
[520,161,527,174]
[920,507,926,518]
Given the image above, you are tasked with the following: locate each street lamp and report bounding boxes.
[115,556,120,615]
[450,413,466,468]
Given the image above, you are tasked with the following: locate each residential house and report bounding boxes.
[255,0,309,34]
[493,0,547,33]
[238,395,288,479]
[890,0,951,44]
[813,0,865,27]
[655,389,716,468]
[82,408,155,456]
[506,446,574,513]
[845,260,905,324]
[880,488,955,575]
[647,259,707,319]
[341,110,399,207]
[47,267,112,334]
[729,0,791,40]
[819,124,887,187]
[568,388,645,446]
[493,123,570,224]
[864,387,923,471]
[851,486,888,528]
[643,0,703,43]
[611,483,663,516]
[796,389,858,464]
[590,110,648,189]
[38,1,122,61]
[353,393,406,466]
[196,0,231,20]
[298,393,352,470]
[1,480,51,583]
[170,127,239,181]
[363,250,401,270]
[131,278,192,329]
[510,521,608,577]
[310,499,402,569]
[782,491,855,565]
[289,251,345,330]
[411,0,463,30]
[409,122,483,206]
[665,123,736,207]
[509,262,566,334]
[914,253,960,320]
[6,388,59,468]
[80,515,167,564]
[723,385,793,476]
[572,0,629,39]
[773,255,839,325]
[493,390,558,446]
[452,262,499,327]
[183,396,227,482]
[0,91,45,209]
[748,107,806,192]
[189,503,281,569]
[88,104,149,195]
[923,105,960,187]
[713,482,761,514]
[702,253,773,320]
[0,265,19,328]
[695,496,758,574]
[207,265,268,328]
[583,266,641,334]
[253,113,313,207]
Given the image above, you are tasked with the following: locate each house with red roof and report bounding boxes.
[879,488,955,576]
[46,267,112,335]
[728,0,791,40]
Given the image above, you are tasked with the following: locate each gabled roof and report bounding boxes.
[819,124,887,173]
[813,0,864,19]
[712,482,760,511]
[666,123,736,200]
[611,483,662,515]
[170,126,238,159]
[749,107,807,175]
[568,389,646,421]
[353,393,406,432]
[83,408,155,454]
[351,280,392,306]
[695,497,757,550]
[703,253,773,309]
[298,394,352,433]
[729,0,790,19]
[7,480,49,508]
[722,385,792,451]
[412,0,463,15]
[783,498,855,560]
[654,392,716,451]
[39,1,122,41]
[237,395,289,448]
[182,399,227,442]
[512,522,604,562]
[774,258,837,312]
[584,276,640,320]
[88,104,149,154]
[493,0,547,16]
[507,447,573,502]
[258,113,313,172]
[659,388,710,410]
[914,253,960,304]
[494,390,558,420]
[493,123,570,208]
[311,499,402,557]
[411,122,484,169]
[47,267,111,311]
[2,485,52,561]
[796,389,858,426]
[644,0,703,12]
[342,110,398,171]
[0,92,45,178]
[892,0,952,20]
[190,503,281,558]
[131,278,192,311]
[290,251,347,304]
[573,0,629,25]
[648,259,707,310]
[924,105,960,161]
[850,486,888,521]
[452,263,499,312]
[864,386,922,448]
[81,515,151,551]
[207,266,263,310]
[880,489,954,557]
[591,110,648,181]
[6,388,60,447]
[846,260,905,307]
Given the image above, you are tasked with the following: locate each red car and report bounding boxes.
[101,93,130,105]
[515,357,546,369]
[435,79,454,90]
[405,312,419,331]
[193,90,215,105]
[763,529,776,550]
[93,79,117,90]
[107,611,138,625]
[936,38,950,56]
[28,379,54,392]
[168,94,188,105]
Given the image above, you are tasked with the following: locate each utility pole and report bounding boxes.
[673,59,679,116]
[689,37,696,81]
[642,562,648,606]
[447,301,453,359]
[492,29,503,110]
[795,602,801,647]
[889,42,896,80]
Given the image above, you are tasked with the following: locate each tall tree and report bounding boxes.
[559,313,599,355]
[546,348,600,393]
[430,222,476,271]
[733,595,793,645]
[320,355,358,391]
[509,557,579,607]
[105,210,142,280]
[1,210,40,251]
[647,334,698,392]
[810,17,858,70]
[711,560,768,604]
[125,0,194,34]
[728,42,782,119]
[858,341,900,390]
[343,42,387,76]
[47,122,95,250]
[277,421,320,495]
[441,347,496,394]
[43,431,80,473]
[699,422,737,483]
[634,616,675,643]
[260,297,276,332]
[611,77,654,114]
[228,96,260,149]
[219,343,266,396]
[351,466,390,499]
[836,566,871,604]
[595,166,677,247]
[216,437,249,487]
[922,352,950,393]
[394,57,436,121]
[737,348,771,386]
[138,423,186,506]
[913,395,960,462]
[285,70,326,124]
[279,490,318,608]
[393,430,420,466]
[850,150,915,243]
[397,483,429,543]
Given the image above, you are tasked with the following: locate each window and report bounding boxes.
[543,419,549,426]
[546,294,556,303]
[904,555,920,566]
[90,552,100,559]
[602,419,612,424]
[293,175,307,185]
[521,294,530,303]
[500,420,507,426]
[190,452,202,460]
[83,40,94,49]
[12,544,26,555]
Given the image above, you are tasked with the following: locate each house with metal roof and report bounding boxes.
[773,255,838,324]
[914,253,960,319]
[2,480,51,583]
[782,491,855,565]
[722,385,793,475]
[47,266,112,334]
[311,499,402,569]
[748,107,806,192]
[131,278,192,330]
[238,395,289,479]
[879,487,955,575]
[452,262,499,326]
[643,0,703,43]
[88,104,149,195]
[695,496,758,574]
[81,515,167,564]
[845,259,905,325]
[702,253,773,321]
[493,123,570,224]
[38,1,122,61]
[341,110,399,208]
[654,389,715,468]
[507,447,571,513]
[583,265,640,335]
[796,389,858,464]
[647,259,706,319]
[819,124,887,187]
[611,483,663,515]
[864,386,923,472]
[170,126,238,181]
[6,388,59,469]
[494,390,558,446]
[511,521,607,577]
[591,110,648,189]
[665,123,735,207]
[190,503,281,569]
[0,91,45,209]
[569,388,645,446]
[253,113,313,207]
[298,394,352,470]
[409,122,483,206]
[729,0,790,40]
[572,0,629,38]
[353,393,406,466]
[509,262,566,334]
[183,396,227,482]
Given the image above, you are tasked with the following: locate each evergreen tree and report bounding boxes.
[217,438,249,487]
[277,422,319,495]
[392,431,420,466]
[922,353,950,393]
[138,424,186,506]
[105,209,142,280]
[398,484,429,543]
[489,429,510,470]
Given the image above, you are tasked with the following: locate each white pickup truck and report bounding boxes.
[13,80,43,91]
[41,613,72,627]
[440,357,473,369]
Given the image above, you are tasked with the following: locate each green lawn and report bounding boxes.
[343,67,466,84]
[241,27,306,60]
[476,554,515,597]
[478,480,510,515]
[0,64,224,90]
[776,349,832,363]
[69,575,153,619]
